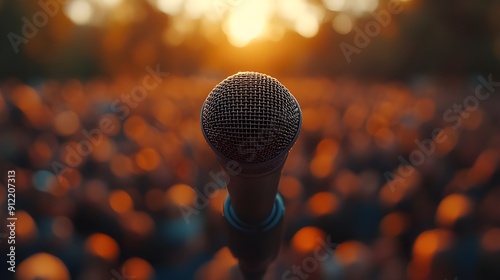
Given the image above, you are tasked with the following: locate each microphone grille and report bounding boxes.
[201,72,301,169]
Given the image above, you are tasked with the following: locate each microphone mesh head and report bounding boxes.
[201,72,301,175]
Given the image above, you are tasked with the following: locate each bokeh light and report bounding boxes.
[291,226,326,254]
[435,194,472,227]
[122,257,155,280]
[481,227,500,253]
[17,253,70,280]
[109,189,134,214]
[165,183,196,206]
[380,212,408,237]
[57,0,400,47]
[307,192,339,216]
[334,241,370,267]
[278,176,303,200]
[85,233,120,261]
[2,1,500,277]
[16,211,38,242]
[332,14,353,34]
[65,0,94,25]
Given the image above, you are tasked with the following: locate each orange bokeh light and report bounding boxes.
[435,194,472,227]
[109,190,134,214]
[279,176,302,200]
[413,98,435,122]
[17,253,70,280]
[332,169,362,197]
[52,216,74,240]
[119,211,155,238]
[343,103,368,130]
[110,153,134,177]
[54,111,80,136]
[380,212,407,237]
[365,113,388,136]
[466,149,497,187]
[16,211,38,242]
[412,229,452,261]
[124,115,149,140]
[435,126,459,156]
[165,183,196,206]
[310,154,334,178]
[307,192,339,216]
[481,227,500,253]
[410,229,452,279]
[291,226,326,254]
[135,147,161,171]
[334,241,369,267]
[302,108,323,132]
[209,189,228,213]
[123,257,155,280]
[91,138,116,162]
[28,140,53,167]
[85,233,120,261]
[195,247,238,280]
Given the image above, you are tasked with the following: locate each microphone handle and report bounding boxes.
[223,194,285,279]
[224,162,284,224]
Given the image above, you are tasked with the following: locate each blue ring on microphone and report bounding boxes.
[223,194,285,233]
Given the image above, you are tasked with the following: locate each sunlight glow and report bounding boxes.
[323,0,346,12]
[277,0,308,21]
[101,0,122,8]
[65,0,93,25]
[184,0,211,19]
[325,0,379,15]
[223,0,271,47]
[157,0,183,16]
[350,0,378,15]
[294,12,320,38]
[64,0,389,46]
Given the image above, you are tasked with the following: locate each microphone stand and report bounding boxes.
[223,194,285,280]
[222,165,286,280]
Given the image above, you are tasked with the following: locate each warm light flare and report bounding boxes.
[61,0,395,45]
[102,0,123,8]
[150,0,380,47]
[294,12,320,38]
[157,0,184,16]
[223,0,271,47]
[65,0,94,25]
[323,0,346,12]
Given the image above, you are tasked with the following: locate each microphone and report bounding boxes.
[201,72,302,278]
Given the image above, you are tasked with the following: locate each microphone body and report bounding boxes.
[225,164,282,223]
[201,72,301,278]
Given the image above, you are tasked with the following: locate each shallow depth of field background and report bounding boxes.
[1,0,500,279]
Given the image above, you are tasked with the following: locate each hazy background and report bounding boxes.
[0,0,499,80]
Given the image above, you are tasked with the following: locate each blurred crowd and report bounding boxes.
[0,74,499,280]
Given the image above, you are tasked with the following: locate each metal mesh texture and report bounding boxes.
[201,72,301,171]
